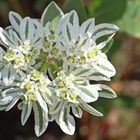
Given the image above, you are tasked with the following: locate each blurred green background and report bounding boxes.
[0,0,140,140]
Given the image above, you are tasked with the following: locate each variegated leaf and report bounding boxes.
[75,85,99,103]
[33,101,48,137]
[1,64,17,86]
[58,104,75,135]
[80,101,103,116]
[41,1,64,31]
[21,101,32,125]
[96,84,117,98]
[72,105,82,118]
[19,17,35,41]
[9,11,22,32]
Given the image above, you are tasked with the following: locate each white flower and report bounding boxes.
[17,70,54,136]
[33,10,66,59]
[58,10,118,78]
[49,70,103,134]
[0,15,41,69]
[0,2,118,137]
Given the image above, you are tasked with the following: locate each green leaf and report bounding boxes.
[48,59,62,79]
[112,95,136,108]
[33,101,48,137]
[63,0,88,24]
[106,39,122,58]
[96,84,117,98]
[117,0,140,37]
[89,0,127,22]
[88,0,102,15]
[34,0,49,12]
[41,1,64,31]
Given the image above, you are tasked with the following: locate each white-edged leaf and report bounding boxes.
[72,67,91,76]
[96,84,117,98]
[66,10,79,32]
[33,101,48,137]
[0,96,13,106]
[2,87,20,96]
[19,17,35,41]
[72,105,82,118]
[58,104,75,135]
[80,18,95,36]
[49,101,63,115]
[0,47,5,54]
[5,97,19,111]
[21,101,32,125]
[73,68,110,81]
[85,72,111,81]
[90,23,119,41]
[2,28,18,47]
[80,102,103,116]
[75,85,99,103]
[34,92,48,112]
[9,11,22,32]
[97,33,115,49]
[41,88,53,105]
[1,64,17,86]
[0,88,20,111]
[48,113,56,122]
[41,1,64,31]
[95,57,116,77]
[61,10,79,42]
[0,27,10,46]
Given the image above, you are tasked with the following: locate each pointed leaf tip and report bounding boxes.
[41,1,64,30]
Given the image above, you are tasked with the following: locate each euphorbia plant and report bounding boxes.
[0,1,118,137]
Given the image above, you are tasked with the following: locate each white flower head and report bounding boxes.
[0,2,118,137]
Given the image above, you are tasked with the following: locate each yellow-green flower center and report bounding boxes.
[79,55,86,64]
[24,82,33,90]
[67,56,75,64]
[22,42,29,50]
[41,77,48,84]
[43,41,50,49]
[69,92,77,100]
[57,80,65,88]
[59,71,66,78]
[49,34,55,40]
[51,48,59,55]
[27,92,35,101]
[59,92,67,99]
[5,50,14,59]
[87,49,98,59]
[14,56,22,65]
[24,54,33,64]
[31,71,41,80]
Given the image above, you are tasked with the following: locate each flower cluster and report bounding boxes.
[0,2,118,136]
